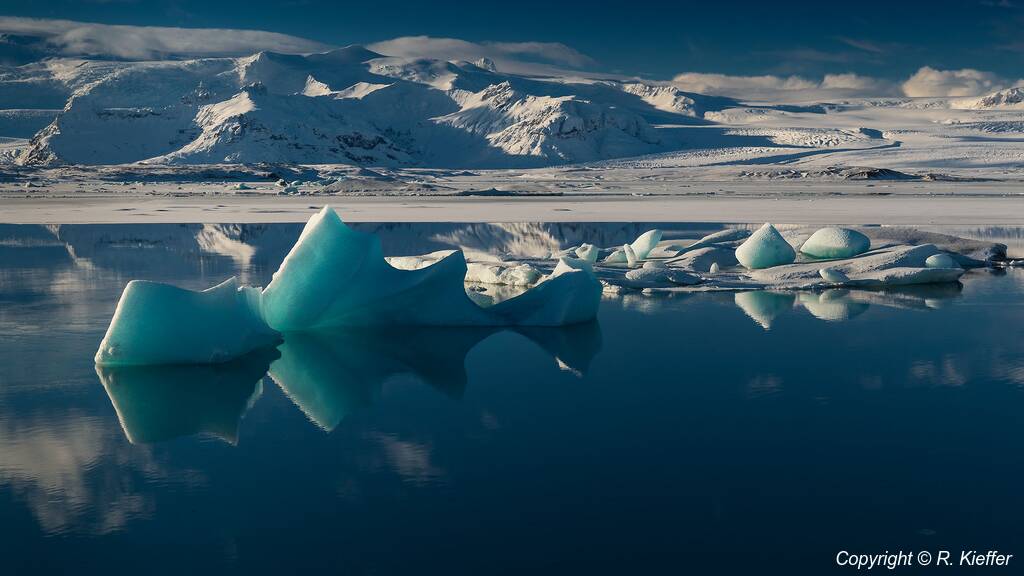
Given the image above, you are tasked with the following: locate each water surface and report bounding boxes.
[1,222,1022,575]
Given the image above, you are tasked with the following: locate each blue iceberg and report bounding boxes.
[96,206,602,366]
[95,277,280,366]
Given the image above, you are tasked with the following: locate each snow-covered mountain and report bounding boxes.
[2,43,1023,175]
[5,46,721,168]
[954,87,1024,110]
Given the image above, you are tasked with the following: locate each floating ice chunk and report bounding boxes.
[558,255,594,272]
[630,229,663,259]
[709,262,720,274]
[623,267,701,287]
[603,229,663,263]
[819,267,850,283]
[735,223,796,269]
[260,206,601,329]
[604,248,624,263]
[502,264,543,286]
[734,291,796,330]
[385,250,452,271]
[488,259,603,326]
[95,277,280,366]
[749,244,965,287]
[465,262,541,286]
[800,227,870,259]
[925,253,960,269]
[666,246,737,272]
[576,243,599,264]
[678,228,752,253]
[623,243,638,267]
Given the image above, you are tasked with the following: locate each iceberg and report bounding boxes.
[95,277,280,366]
[750,244,965,288]
[603,229,663,263]
[465,262,542,286]
[666,246,737,272]
[261,207,602,329]
[623,243,638,267]
[735,223,796,269]
[800,227,870,259]
[630,229,663,260]
[925,253,960,269]
[96,207,603,366]
[623,266,701,287]
[575,243,599,264]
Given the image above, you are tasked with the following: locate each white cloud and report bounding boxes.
[900,66,1023,97]
[367,36,595,75]
[671,71,895,101]
[0,17,332,60]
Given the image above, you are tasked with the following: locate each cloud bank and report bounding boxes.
[671,71,894,101]
[367,36,596,75]
[672,67,1024,101]
[900,66,1024,97]
[0,17,332,60]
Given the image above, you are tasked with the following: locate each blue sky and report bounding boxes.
[1,0,1021,81]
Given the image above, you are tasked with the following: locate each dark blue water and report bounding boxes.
[1,223,1022,575]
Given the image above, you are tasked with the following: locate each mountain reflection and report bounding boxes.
[735,283,964,330]
[98,323,602,441]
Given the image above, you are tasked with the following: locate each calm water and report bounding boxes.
[1,222,1023,575]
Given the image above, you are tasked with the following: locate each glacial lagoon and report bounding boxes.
[1,222,1023,574]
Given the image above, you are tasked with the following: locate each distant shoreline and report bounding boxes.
[3,187,1023,225]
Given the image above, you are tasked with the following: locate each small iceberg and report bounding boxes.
[735,223,796,269]
[800,227,870,259]
[925,253,960,269]
[603,229,663,264]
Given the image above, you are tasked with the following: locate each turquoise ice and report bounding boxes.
[735,223,796,269]
[800,227,871,259]
[96,207,603,366]
[94,277,280,366]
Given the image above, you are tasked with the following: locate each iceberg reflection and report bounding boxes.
[96,348,277,444]
[736,283,964,329]
[271,324,602,431]
[98,324,601,440]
